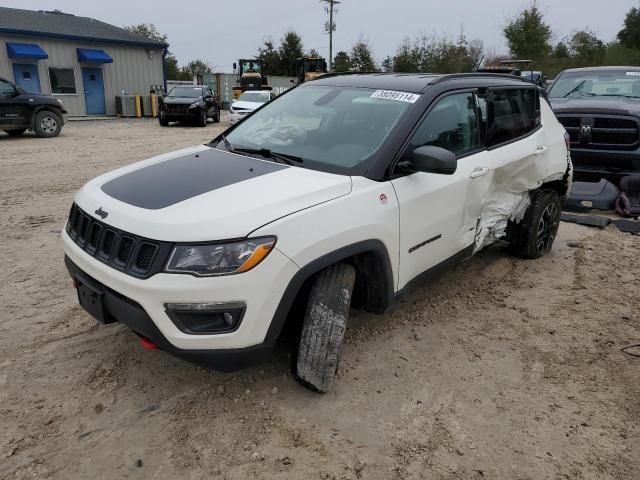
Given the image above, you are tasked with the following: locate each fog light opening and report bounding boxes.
[164,302,246,335]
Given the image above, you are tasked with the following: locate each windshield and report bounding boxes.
[238,91,270,103]
[167,86,203,98]
[304,60,324,72]
[549,70,640,98]
[241,61,261,73]
[223,85,416,171]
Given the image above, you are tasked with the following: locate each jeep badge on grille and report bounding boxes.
[95,207,109,219]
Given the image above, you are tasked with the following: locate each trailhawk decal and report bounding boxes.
[101,148,286,210]
[370,90,420,103]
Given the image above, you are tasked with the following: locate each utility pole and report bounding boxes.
[321,0,340,72]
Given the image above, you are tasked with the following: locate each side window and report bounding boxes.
[0,79,16,98]
[483,88,540,148]
[410,92,480,157]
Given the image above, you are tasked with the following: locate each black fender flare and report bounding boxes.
[29,106,64,127]
[263,239,395,345]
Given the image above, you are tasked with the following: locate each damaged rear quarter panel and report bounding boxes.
[474,101,570,251]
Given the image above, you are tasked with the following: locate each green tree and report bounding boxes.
[124,24,186,80]
[618,6,640,48]
[180,60,212,79]
[333,51,351,72]
[165,54,183,80]
[278,31,305,76]
[392,38,421,72]
[307,48,321,58]
[569,29,606,63]
[503,2,552,63]
[391,34,482,73]
[350,40,377,72]
[124,23,167,43]
[552,42,570,58]
[258,38,282,76]
[381,56,394,72]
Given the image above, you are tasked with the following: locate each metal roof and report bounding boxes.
[0,7,168,48]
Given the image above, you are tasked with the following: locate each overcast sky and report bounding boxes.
[4,0,636,70]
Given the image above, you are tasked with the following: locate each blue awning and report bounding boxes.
[6,43,48,60]
[77,48,113,63]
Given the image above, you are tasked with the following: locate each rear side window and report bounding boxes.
[410,92,480,157]
[480,88,540,148]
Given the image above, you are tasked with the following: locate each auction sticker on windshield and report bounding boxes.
[370,90,420,103]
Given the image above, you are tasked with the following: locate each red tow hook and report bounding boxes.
[140,337,157,351]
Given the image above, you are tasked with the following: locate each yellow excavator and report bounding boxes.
[295,57,328,84]
[232,59,270,100]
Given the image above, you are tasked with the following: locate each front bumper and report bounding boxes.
[229,111,250,124]
[570,147,640,181]
[160,106,203,122]
[62,228,299,362]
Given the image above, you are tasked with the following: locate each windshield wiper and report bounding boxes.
[563,80,586,98]
[233,147,304,166]
[596,94,640,99]
[219,134,235,153]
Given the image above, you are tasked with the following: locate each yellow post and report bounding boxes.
[135,95,142,118]
[150,94,158,117]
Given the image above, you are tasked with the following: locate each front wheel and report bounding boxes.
[296,263,356,393]
[199,109,207,127]
[213,107,221,123]
[33,111,62,138]
[4,129,26,136]
[158,111,169,126]
[508,190,561,259]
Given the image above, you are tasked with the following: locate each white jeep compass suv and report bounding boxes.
[62,73,572,392]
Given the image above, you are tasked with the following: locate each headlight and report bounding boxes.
[230,106,236,114]
[189,101,201,109]
[165,237,276,276]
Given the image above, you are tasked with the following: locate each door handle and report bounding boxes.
[534,146,548,156]
[469,167,490,179]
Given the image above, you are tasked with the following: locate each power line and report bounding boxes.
[320,0,340,72]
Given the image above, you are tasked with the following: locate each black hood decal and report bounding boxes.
[101,147,286,210]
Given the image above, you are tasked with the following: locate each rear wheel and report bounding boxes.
[33,111,62,137]
[4,129,26,136]
[296,263,356,393]
[509,190,561,259]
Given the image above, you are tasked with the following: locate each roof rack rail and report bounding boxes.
[431,72,528,84]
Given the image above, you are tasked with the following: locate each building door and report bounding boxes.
[82,68,106,115]
[12,63,41,93]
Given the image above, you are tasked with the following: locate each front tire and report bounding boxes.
[213,107,221,123]
[4,129,27,136]
[199,109,207,127]
[296,263,356,393]
[33,111,62,138]
[508,190,561,259]
[159,111,169,126]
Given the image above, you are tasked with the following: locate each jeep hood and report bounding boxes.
[162,96,202,105]
[74,145,352,242]
[550,96,640,116]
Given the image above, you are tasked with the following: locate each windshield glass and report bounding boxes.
[167,86,203,98]
[238,91,270,103]
[241,61,261,73]
[549,70,640,98]
[223,85,416,170]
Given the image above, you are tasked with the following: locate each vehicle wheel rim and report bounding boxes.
[40,116,57,134]
[536,202,558,255]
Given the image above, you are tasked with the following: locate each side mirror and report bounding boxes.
[407,146,457,175]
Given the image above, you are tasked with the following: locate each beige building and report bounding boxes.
[0,7,168,116]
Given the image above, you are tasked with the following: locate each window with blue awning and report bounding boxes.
[6,43,48,60]
[76,48,113,63]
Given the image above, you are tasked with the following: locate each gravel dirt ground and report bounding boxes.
[1,119,638,480]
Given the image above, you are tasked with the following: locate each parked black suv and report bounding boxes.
[549,66,640,182]
[0,76,67,137]
[159,85,220,127]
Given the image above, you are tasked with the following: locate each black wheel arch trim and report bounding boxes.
[264,239,395,345]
